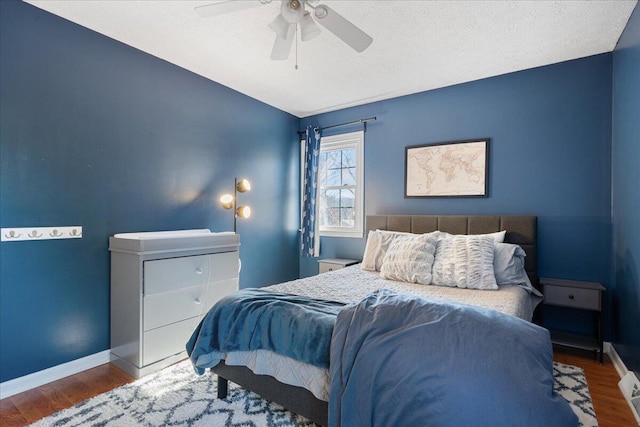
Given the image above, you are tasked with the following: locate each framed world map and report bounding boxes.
[405,139,489,197]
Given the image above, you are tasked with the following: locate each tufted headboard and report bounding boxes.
[365,215,539,291]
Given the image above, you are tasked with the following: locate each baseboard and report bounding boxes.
[0,350,111,400]
[606,341,629,379]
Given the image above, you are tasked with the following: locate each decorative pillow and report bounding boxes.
[437,230,506,243]
[379,234,438,285]
[487,230,506,243]
[361,229,415,272]
[361,230,382,271]
[493,243,538,294]
[432,235,498,290]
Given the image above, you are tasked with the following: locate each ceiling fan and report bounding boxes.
[195,0,373,60]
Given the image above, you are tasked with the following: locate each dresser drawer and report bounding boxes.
[143,278,238,331]
[144,255,210,295]
[544,285,600,311]
[142,317,200,366]
[144,252,238,295]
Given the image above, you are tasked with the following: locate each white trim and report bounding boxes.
[317,130,365,238]
[606,341,629,379]
[0,350,111,399]
[319,230,364,238]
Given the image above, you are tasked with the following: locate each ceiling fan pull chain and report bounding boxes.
[295,26,299,70]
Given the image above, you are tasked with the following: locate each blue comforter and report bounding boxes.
[186,288,346,374]
[329,289,578,427]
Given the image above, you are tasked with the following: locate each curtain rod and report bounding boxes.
[297,116,377,136]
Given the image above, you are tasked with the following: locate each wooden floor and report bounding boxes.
[1,349,636,426]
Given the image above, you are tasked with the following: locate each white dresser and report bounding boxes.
[109,229,240,378]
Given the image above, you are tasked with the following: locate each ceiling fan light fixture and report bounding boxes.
[300,12,320,41]
[281,0,305,24]
[196,0,373,59]
[268,13,291,39]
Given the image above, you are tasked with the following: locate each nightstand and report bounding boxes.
[541,277,605,364]
[318,258,359,274]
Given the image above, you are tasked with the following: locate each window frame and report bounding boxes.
[301,130,364,239]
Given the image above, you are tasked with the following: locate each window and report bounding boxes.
[302,130,364,238]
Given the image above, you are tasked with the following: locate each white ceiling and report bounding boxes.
[25,0,636,118]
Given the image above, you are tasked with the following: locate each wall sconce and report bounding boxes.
[220,178,251,233]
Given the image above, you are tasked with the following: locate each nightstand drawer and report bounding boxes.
[318,258,359,274]
[544,285,600,310]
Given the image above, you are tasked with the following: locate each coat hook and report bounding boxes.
[28,230,43,238]
[4,230,21,239]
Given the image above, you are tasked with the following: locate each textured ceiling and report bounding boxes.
[25,0,637,118]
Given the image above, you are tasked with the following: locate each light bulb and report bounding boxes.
[220,194,234,209]
[236,206,251,219]
[236,179,251,193]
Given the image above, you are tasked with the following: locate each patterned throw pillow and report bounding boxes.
[379,234,438,285]
[431,235,498,290]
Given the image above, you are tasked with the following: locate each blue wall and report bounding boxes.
[301,54,614,339]
[612,3,640,373]
[0,0,299,382]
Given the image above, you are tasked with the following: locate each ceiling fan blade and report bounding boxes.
[313,4,372,53]
[270,24,295,60]
[195,0,262,18]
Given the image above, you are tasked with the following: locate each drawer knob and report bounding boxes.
[568,294,575,300]
[196,268,203,274]
[195,298,202,304]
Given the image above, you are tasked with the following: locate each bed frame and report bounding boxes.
[212,215,538,426]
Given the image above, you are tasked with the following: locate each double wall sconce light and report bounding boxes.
[220,178,251,233]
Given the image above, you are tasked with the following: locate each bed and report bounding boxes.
[186,215,573,426]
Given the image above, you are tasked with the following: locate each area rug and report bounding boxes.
[30,361,597,427]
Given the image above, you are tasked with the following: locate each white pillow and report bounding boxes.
[379,234,438,285]
[361,230,382,271]
[437,230,506,243]
[487,230,506,243]
[361,229,414,272]
[431,235,498,290]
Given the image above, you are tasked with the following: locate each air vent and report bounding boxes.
[619,371,640,425]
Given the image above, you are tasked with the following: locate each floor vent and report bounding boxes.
[619,371,640,425]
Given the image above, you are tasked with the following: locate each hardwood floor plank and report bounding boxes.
[9,388,55,424]
[38,382,75,413]
[76,364,132,395]
[0,398,28,427]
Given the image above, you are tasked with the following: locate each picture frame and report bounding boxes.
[405,138,489,197]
